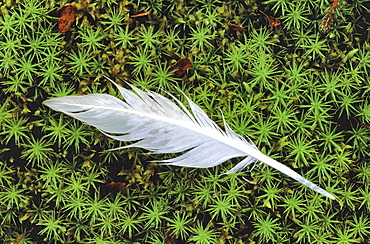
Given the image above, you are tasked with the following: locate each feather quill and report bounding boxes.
[43,78,335,199]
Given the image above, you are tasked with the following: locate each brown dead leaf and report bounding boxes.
[227,23,248,31]
[168,58,192,78]
[58,5,77,32]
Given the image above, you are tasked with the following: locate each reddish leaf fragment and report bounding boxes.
[12,228,34,244]
[259,10,281,30]
[104,182,127,193]
[58,5,77,33]
[164,229,176,244]
[227,23,248,32]
[168,58,192,78]
[364,124,370,129]
[130,9,152,18]
[319,0,340,32]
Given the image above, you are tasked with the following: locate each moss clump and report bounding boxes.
[1,0,370,243]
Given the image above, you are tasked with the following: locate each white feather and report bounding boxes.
[43,78,335,200]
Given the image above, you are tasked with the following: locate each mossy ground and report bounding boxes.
[0,0,370,243]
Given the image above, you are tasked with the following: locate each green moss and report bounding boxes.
[0,0,370,243]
